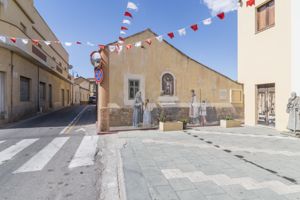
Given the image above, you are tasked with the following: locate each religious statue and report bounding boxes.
[143,99,153,128]
[286,92,300,132]
[132,91,143,127]
[162,73,174,96]
[189,89,199,124]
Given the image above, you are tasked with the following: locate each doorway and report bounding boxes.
[257,83,275,126]
[0,72,5,119]
[49,84,53,108]
[61,89,65,107]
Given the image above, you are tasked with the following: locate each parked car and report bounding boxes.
[89,96,96,104]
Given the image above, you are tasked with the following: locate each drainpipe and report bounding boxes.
[37,66,40,112]
[10,51,13,121]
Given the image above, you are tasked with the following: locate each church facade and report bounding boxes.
[104,29,243,127]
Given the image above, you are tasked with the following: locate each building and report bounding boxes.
[73,77,90,104]
[88,78,97,97]
[238,0,299,130]
[102,29,244,127]
[0,0,73,124]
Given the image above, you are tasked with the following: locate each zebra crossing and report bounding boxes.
[0,136,99,174]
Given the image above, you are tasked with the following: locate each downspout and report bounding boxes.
[10,51,13,121]
[37,66,40,112]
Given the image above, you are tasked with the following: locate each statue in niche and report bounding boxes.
[162,73,174,96]
[286,92,300,132]
[132,91,143,127]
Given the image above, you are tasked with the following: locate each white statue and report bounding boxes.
[287,92,300,132]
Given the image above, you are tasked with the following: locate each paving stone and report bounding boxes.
[168,178,195,191]
[149,185,179,200]
[145,174,170,187]
[205,194,236,200]
[194,181,226,196]
[176,189,207,200]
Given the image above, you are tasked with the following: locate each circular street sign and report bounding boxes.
[95,68,104,84]
[90,51,101,67]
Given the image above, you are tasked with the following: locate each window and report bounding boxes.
[39,82,46,101]
[162,73,175,96]
[128,80,140,100]
[256,0,275,32]
[20,76,30,102]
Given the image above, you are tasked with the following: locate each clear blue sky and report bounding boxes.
[35,0,237,80]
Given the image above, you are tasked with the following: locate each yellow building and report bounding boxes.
[238,0,299,130]
[74,77,90,104]
[0,0,72,124]
[104,29,244,127]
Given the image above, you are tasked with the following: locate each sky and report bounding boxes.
[34,0,238,80]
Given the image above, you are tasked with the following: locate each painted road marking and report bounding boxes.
[143,139,300,156]
[69,136,99,169]
[0,139,38,165]
[14,137,69,173]
[0,141,5,145]
[60,106,89,135]
[162,169,300,195]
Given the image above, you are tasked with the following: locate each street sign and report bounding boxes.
[95,68,104,84]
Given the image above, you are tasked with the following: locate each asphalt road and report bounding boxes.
[0,105,101,200]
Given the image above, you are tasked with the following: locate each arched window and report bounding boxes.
[162,73,174,96]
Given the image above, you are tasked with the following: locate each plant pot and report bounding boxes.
[159,121,183,132]
[182,122,188,130]
[220,120,241,128]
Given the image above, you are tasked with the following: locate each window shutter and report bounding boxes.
[268,1,275,26]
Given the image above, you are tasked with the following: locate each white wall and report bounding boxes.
[291,0,300,95]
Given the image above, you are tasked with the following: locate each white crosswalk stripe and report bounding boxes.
[14,137,69,173]
[0,141,5,145]
[0,139,38,165]
[69,136,99,169]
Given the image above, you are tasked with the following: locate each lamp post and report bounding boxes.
[90,50,109,133]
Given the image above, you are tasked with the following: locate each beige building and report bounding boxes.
[74,77,90,104]
[88,78,97,97]
[0,0,72,124]
[103,29,244,127]
[238,0,299,130]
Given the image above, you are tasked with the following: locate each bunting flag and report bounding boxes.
[123,19,131,25]
[178,28,186,36]
[119,37,125,41]
[217,12,225,20]
[121,26,128,31]
[156,35,163,42]
[87,42,95,46]
[116,45,123,53]
[65,42,72,47]
[109,45,116,52]
[168,32,175,39]
[99,45,105,50]
[76,41,82,45]
[145,39,152,46]
[127,2,138,11]
[134,41,141,47]
[246,0,255,7]
[124,11,133,18]
[191,24,199,31]
[10,37,16,43]
[120,31,126,35]
[126,44,132,49]
[21,39,29,45]
[203,18,212,25]
[0,36,6,43]
[118,40,124,44]
[44,41,51,46]
[32,39,39,45]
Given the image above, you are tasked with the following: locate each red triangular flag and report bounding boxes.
[99,45,105,50]
[167,32,174,39]
[124,11,133,18]
[191,24,199,31]
[10,37,17,43]
[217,12,225,20]
[145,39,152,46]
[76,41,82,45]
[32,39,39,45]
[121,26,128,31]
[126,44,132,50]
[119,37,125,41]
[246,0,255,7]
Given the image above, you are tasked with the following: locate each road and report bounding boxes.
[0,105,100,200]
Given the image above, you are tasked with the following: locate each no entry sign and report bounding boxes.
[95,68,104,84]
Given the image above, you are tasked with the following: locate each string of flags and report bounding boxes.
[118,1,139,44]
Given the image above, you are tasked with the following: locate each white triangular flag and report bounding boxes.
[178,28,186,36]
[123,19,131,25]
[44,41,51,46]
[120,31,126,35]
[65,42,72,46]
[0,35,6,43]
[116,45,123,54]
[118,40,124,44]
[127,2,138,11]
[109,45,116,52]
[135,41,142,47]
[156,35,163,43]
[87,42,95,46]
[203,18,212,25]
[21,39,29,44]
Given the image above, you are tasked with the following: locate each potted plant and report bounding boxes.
[181,119,188,130]
[158,110,183,132]
[220,115,241,128]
